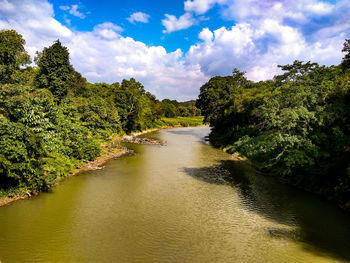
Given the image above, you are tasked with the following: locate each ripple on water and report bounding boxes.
[0,127,350,263]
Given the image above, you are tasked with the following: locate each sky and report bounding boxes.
[0,0,349,101]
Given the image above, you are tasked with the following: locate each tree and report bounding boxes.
[0,30,31,84]
[112,78,155,132]
[35,40,73,101]
[0,118,48,191]
[196,69,249,126]
[161,99,179,117]
[197,59,350,207]
[341,39,350,71]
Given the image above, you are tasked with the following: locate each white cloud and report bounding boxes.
[63,15,71,26]
[198,27,213,42]
[0,0,207,100]
[245,65,278,81]
[69,4,85,19]
[1,0,349,100]
[183,0,335,19]
[92,22,123,39]
[186,15,347,81]
[182,0,350,81]
[59,4,86,19]
[162,13,195,33]
[304,1,334,15]
[59,6,70,11]
[127,12,150,23]
[184,0,225,15]
[0,0,73,53]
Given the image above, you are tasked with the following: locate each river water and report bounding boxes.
[0,127,349,263]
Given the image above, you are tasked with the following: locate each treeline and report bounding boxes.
[196,42,350,208]
[0,29,200,196]
[160,99,200,117]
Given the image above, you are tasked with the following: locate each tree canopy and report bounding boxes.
[197,47,350,208]
[35,40,74,101]
[341,39,350,71]
[0,29,31,84]
[0,29,201,196]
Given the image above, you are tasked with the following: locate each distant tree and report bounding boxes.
[0,29,31,84]
[161,99,179,117]
[196,69,248,125]
[112,78,155,132]
[68,70,88,96]
[35,40,73,101]
[178,106,190,117]
[274,60,319,83]
[341,39,350,71]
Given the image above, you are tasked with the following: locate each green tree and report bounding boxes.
[35,40,73,101]
[341,39,350,71]
[0,30,31,84]
[196,69,253,127]
[113,78,155,132]
[0,118,49,191]
[161,99,179,117]
[197,59,350,207]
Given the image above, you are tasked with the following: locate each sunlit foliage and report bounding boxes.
[197,51,350,208]
[0,29,201,196]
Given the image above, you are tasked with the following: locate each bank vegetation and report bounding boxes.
[196,40,350,209]
[0,29,202,200]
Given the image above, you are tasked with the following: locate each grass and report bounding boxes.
[0,186,28,199]
[157,116,205,127]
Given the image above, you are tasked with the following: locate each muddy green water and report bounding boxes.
[0,127,350,263]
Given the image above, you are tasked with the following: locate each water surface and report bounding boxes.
[0,127,349,262]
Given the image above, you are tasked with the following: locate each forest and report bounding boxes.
[196,41,350,209]
[0,29,201,198]
[1,28,349,210]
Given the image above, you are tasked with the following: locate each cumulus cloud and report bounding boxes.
[93,22,123,39]
[0,0,207,100]
[162,13,195,33]
[1,0,349,99]
[184,0,350,81]
[186,18,347,81]
[198,27,213,42]
[127,12,150,23]
[184,0,226,15]
[0,0,73,56]
[219,0,336,23]
[183,0,335,18]
[181,0,341,38]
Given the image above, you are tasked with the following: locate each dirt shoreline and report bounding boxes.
[0,125,206,207]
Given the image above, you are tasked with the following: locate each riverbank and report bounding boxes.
[0,129,154,207]
[2,126,350,263]
[0,121,206,207]
[222,147,350,212]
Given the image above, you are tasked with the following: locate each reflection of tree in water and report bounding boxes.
[181,160,350,262]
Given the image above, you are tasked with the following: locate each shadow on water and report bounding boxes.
[166,127,212,145]
[181,160,350,262]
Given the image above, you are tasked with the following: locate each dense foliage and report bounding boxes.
[196,43,350,208]
[0,29,31,84]
[0,29,200,196]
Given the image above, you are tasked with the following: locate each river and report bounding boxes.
[0,127,349,262]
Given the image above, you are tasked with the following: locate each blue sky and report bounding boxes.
[1,0,350,100]
[52,0,233,52]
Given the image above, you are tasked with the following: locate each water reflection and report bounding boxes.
[182,160,350,261]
